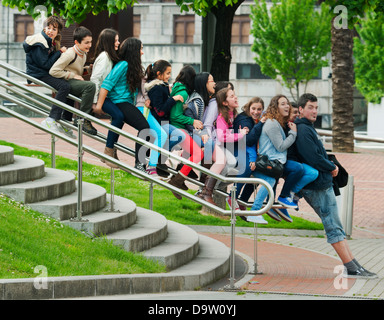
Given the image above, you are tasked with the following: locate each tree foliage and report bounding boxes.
[354,12,384,104]
[250,0,332,101]
[175,0,241,17]
[1,0,137,25]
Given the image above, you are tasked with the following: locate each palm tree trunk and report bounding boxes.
[331,19,355,153]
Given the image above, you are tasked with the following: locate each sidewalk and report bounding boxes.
[1,117,383,299]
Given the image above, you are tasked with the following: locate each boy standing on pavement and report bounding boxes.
[295,93,377,279]
[50,26,97,135]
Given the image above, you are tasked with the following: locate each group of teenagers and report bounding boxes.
[23,16,377,279]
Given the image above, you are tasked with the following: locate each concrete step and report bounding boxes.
[0,155,45,186]
[0,145,14,166]
[106,207,168,253]
[29,181,106,221]
[62,195,137,236]
[143,220,200,271]
[0,168,76,203]
[169,234,231,289]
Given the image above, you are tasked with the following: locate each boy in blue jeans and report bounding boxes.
[50,26,97,135]
[23,16,75,138]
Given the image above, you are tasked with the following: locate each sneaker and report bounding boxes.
[247,215,268,225]
[57,123,76,139]
[132,162,148,179]
[277,196,298,209]
[290,192,300,211]
[41,118,61,135]
[75,118,97,135]
[226,196,239,210]
[146,166,159,178]
[275,208,293,223]
[82,119,97,135]
[266,208,282,222]
[358,267,378,278]
[344,268,378,279]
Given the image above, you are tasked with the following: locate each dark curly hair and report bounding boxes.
[118,37,144,93]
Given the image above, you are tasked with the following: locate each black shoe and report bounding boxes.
[344,268,378,279]
[83,120,97,135]
[156,162,170,178]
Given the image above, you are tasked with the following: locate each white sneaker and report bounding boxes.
[247,215,268,225]
[41,118,61,134]
[57,123,76,139]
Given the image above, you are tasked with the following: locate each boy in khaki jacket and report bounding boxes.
[50,26,97,135]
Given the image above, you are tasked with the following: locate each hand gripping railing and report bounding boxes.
[0,60,275,289]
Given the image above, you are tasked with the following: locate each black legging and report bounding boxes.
[117,102,150,164]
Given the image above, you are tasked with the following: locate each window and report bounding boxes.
[14,14,34,42]
[237,64,271,79]
[133,14,141,38]
[173,15,195,44]
[232,15,250,44]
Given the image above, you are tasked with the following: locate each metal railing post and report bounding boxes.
[74,119,86,222]
[250,223,262,275]
[149,181,154,211]
[109,167,116,212]
[51,134,56,168]
[228,183,237,289]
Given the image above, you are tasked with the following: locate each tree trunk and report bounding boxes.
[210,0,244,81]
[331,20,355,153]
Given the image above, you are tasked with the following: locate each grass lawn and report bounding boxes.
[0,140,324,231]
[0,194,166,279]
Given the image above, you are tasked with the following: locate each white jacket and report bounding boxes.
[90,51,113,103]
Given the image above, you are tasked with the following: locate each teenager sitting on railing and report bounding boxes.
[144,60,187,179]
[167,65,204,200]
[23,16,75,139]
[90,28,121,168]
[94,37,150,175]
[50,26,96,136]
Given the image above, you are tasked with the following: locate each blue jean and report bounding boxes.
[102,98,124,149]
[138,107,168,166]
[301,187,346,244]
[250,172,276,210]
[291,163,318,194]
[280,160,305,197]
[161,123,186,151]
[234,153,254,200]
[192,133,215,164]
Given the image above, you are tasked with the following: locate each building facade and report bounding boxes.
[0,1,366,128]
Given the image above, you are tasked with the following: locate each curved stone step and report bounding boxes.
[62,195,137,236]
[106,207,168,253]
[28,181,106,221]
[0,146,14,166]
[170,234,230,289]
[0,168,76,203]
[143,220,200,271]
[0,155,45,186]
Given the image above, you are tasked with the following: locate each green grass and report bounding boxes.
[0,194,166,279]
[0,140,324,230]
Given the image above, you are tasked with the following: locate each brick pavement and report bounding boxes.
[1,117,383,298]
[203,233,356,296]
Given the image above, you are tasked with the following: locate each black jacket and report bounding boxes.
[23,31,61,79]
[294,117,336,190]
[145,79,176,122]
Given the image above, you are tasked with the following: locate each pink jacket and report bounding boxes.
[216,111,244,145]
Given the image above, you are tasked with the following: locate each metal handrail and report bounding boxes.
[0,60,276,289]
